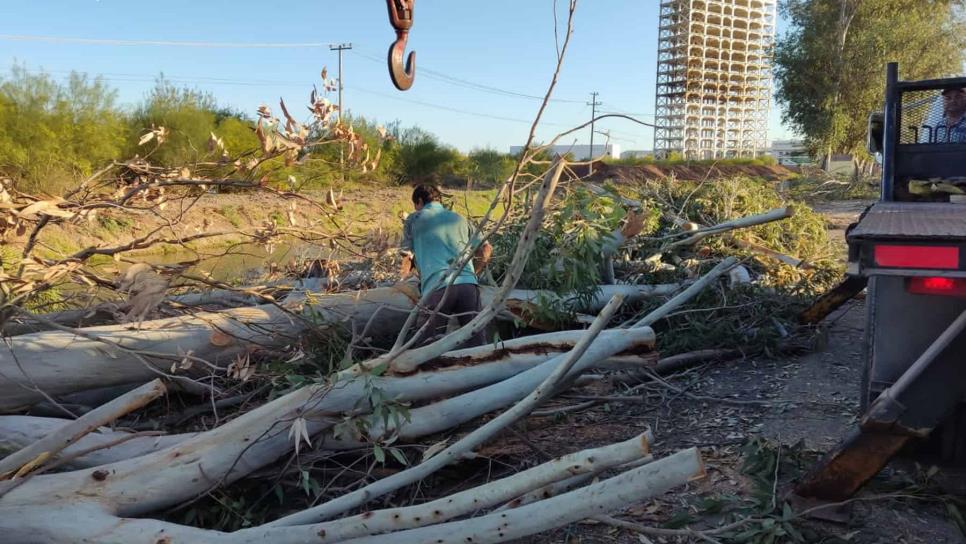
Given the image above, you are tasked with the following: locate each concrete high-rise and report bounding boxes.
[654,0,777,159]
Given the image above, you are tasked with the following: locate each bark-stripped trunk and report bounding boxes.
[0,283,674,411]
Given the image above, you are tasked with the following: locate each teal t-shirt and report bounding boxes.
[401,202,479,294]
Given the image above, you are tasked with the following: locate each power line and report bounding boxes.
[3,67,603,132]
[350,49,585,104]
[0,34,329,48]
[347,85,571,127]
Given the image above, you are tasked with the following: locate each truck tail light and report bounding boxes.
[907,277,966,297]
[875,245,960,269]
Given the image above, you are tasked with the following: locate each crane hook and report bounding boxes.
[386,0,415,90]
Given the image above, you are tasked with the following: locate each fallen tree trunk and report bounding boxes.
[0,331,655,469]
[0,443,698,544]
[0,286,413,411]
[0,380,166,479]
[272,295,630,527]
[0,416,194,468]
[290,432,653,543]
[332,448,703,544]
[0,283,675,410]
[0,323,652,517]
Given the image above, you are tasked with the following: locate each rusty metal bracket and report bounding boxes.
[796,308,966,501]
[386,0,416,90]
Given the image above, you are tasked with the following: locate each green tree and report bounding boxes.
[467,148,514,186]
[774,0,966,172]
[130,77,220,167]
[388,126,465,185]
[0,65,128,193]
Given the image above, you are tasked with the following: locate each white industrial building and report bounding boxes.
[767,139,811,166]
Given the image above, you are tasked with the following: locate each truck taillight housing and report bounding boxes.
[874,245,960,269]
[907,277,966,297]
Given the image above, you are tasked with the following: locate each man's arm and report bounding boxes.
[399,212,416,278]
[473,241,493,274]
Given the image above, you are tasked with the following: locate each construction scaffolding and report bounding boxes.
[654,0,777,159]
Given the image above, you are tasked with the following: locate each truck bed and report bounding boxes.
[849,202,966,241]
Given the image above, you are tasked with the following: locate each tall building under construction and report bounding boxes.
[654,0,777,159]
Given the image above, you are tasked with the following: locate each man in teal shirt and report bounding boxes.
[400,185,492,347]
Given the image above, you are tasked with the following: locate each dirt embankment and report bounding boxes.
[576,162,799,183]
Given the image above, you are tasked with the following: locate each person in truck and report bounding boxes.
[923,87,966,143]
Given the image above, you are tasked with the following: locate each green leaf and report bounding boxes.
[373,444,385,464]
[274,484,285,505]
[389,447,409,466]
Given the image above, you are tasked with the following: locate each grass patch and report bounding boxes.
[97,214,134,236]
[784,172,879,203]
[217,205,244,228]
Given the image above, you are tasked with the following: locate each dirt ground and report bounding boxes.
[476,199,965,543]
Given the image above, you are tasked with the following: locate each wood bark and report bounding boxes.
[0,379,166,479]
[0,282,673,411]
[0,443,697,544]
[334,448,703,544]
[269,295,629,527]
[264,432,652,543]
[650,207,793,260]
[0,415,192,468]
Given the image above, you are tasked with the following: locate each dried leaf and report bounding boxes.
[422,439,449,462]
[288,416,312,456]
[117,263,169,324]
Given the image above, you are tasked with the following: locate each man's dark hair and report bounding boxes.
[412,184,443,205]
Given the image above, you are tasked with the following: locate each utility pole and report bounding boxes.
[330,43,352,182]
[587,91,601,175]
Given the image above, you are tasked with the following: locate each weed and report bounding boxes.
[217,205,244,228]
[97,214,134,236]
[269,210,286,227]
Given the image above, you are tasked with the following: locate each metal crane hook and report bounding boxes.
[386,0,415,90]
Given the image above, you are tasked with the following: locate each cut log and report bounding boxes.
[0,327,653,517]
[496,455,656,511]
[0,380,166,479]
[333,448,704,544]
[269,296,632,527]
[0,416,194,468]
[371,328,655,443]
[0,287,414,411]
[272,432,653,543]
[0,444,697,544]
[0,283,676,411]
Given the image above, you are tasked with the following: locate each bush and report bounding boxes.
[0,65,129,193]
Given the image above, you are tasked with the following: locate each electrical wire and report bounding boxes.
[350,49,586,104]
[0,34,328,49]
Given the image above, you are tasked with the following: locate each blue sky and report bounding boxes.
[0,0,792,153]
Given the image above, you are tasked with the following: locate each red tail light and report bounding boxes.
[907,277,966,297]
[875,245,960,269]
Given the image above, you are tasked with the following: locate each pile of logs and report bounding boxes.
[0,278,726,542]
[0,158,799,542]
